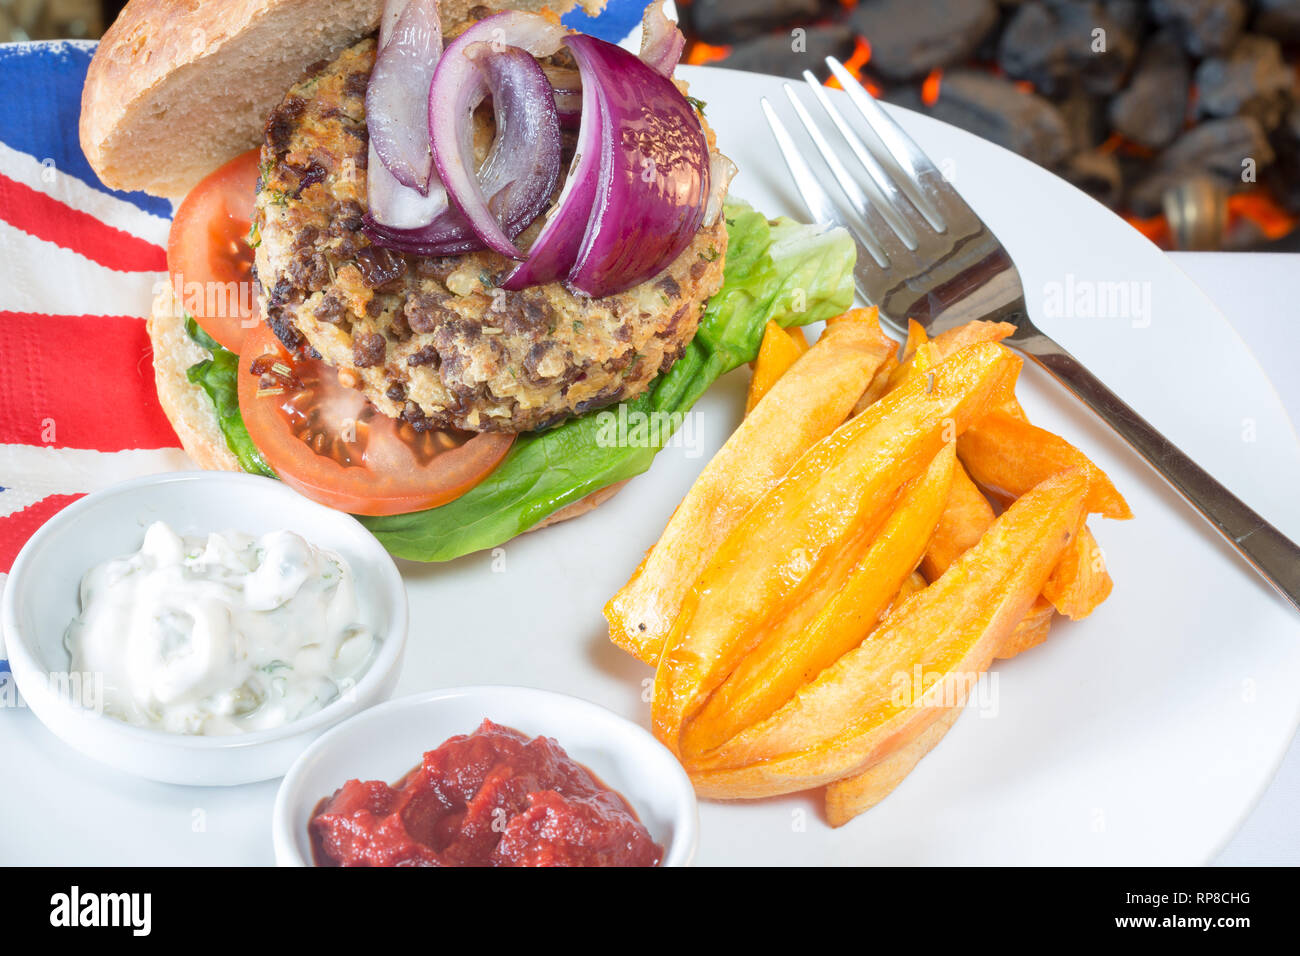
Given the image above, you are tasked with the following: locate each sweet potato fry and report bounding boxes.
[958,407,1132,519]
[900,319,927,363]
[928,320,1015,361]
[684,469,1088,798]
[852,352,898,415]
[682,444,956,756]
[890,572,928,614]
[745,320,809,414]
[996,598,1055,659]
[919,461,996,581]
[884,320,929,391]
[825,702,965,826]
[652,343,1020,754]
[1042,522,1112,619]
[882,320,1015,398]
[606,309,895,663]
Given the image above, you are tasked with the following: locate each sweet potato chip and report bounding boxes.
[746,320,810,414]
[682,444,956,755]
[825,702,965,826]
[958,408,1132,520]
[606,309,895,663]
[653,343,1020,754]
[920,461,996,581]
[685,469,1088,798]
[1042,521,1112,619]
[852,352,899,415]
[996,597,1056,659]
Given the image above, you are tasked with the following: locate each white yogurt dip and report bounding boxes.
[64,521,376,735]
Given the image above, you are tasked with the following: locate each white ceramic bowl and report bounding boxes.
[273,686,698,867]
[1,471,407,786]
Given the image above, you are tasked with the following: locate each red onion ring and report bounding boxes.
[500,54,605,291]
[543,65,583,128]
[428,12,567,259]
[639,3,686,77]
[565,35,709,299]
[366,0,442,192]
[365,45,561,257]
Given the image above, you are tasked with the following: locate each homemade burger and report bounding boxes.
[80,0,855,560]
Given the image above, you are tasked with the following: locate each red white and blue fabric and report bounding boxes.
[0,1,657,661]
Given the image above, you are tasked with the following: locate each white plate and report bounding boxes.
[1,66,1298,864]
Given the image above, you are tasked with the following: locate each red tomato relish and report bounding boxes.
[309,720,664,867]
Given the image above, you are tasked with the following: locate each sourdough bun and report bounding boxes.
[126,0,622,535]
[81,0,605,198]
[148,282,242,471]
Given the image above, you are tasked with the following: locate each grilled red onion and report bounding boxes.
[366,0,442,191]
[365,45,561,258]
[428,12,567,259]
[565,36,709,298]
[543,65,583,128]
[639,2,685,77]
[704,152,738,227]
[504,35,711,296]
[500,56,605,291]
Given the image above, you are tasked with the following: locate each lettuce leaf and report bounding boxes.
[184,318,277,479]
[360,202,856,561]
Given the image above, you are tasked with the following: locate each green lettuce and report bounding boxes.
[360,202,856,561]
[184,318,277,479]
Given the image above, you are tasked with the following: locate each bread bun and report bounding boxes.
[148,282,242,471]
[81,0,606,198]
[121,0,622,536]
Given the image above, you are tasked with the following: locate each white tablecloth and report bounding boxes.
[1173,252,1300,866]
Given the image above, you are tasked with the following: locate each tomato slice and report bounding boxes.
[167,148,262,353]
[237,323,515,516]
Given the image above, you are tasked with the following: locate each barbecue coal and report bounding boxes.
[1129,115,1276,215]
[892,70,1071,169]
[1109,30,1191,149]
[722,23,855,79]
[998,1,1138,97]
[687,0,828,44]
[1062,148,1125,208]
[1194,34,1295,132]
[1267,106,1300,213]
[683,0,1299,245]
[1254,0,1300,40]
[1151,0,1246,57]
[848,0,999,81]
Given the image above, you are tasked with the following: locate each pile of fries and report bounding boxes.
[605,308,1132,826]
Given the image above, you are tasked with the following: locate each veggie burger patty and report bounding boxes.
[253,37,728,434]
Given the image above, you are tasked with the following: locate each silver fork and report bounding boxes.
[761,57,1300,613]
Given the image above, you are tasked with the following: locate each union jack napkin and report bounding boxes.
[0,1,663,660]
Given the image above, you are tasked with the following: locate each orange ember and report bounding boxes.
[1229,191,1298,241]
[686,41,731,66]
[825,36,875,92]
[1125,213,1171,246]
[921,69,943,106]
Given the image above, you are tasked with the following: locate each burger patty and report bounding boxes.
[252,37,728,434]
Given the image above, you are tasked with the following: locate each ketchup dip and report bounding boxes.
[309,719,664,867]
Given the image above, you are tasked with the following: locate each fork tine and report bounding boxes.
[824,57,948,231]
[781,84,918,253]
[801,71,937,246]
[760,97,889,268]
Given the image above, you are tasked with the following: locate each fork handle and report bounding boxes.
[1018,332,1300,613]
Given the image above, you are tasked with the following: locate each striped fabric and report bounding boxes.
[0,3,660,658]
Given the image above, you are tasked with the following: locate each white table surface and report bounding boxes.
[1172,252,1300,866]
